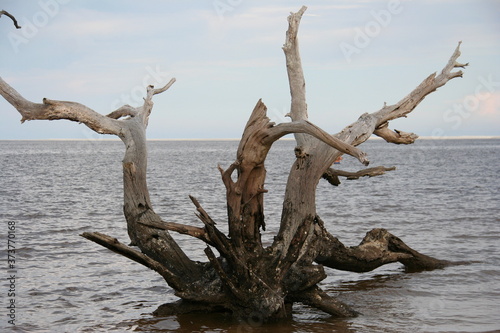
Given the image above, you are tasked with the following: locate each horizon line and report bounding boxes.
[1,135,499,141]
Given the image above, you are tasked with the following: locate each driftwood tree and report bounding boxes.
[1,7,467,321]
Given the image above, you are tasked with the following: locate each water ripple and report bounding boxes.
[1,139,499,332]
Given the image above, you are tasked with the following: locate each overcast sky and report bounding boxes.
[1,0,499,139]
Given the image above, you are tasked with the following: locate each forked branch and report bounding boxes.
[0,77,123,135]
[140,78,176,126]
[372,42,468,138]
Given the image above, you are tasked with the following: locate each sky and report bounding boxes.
[0,0,499,140]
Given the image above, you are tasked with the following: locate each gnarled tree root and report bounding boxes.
[152,287,358,319]
[314,222,453,273]
[288,286,359,317]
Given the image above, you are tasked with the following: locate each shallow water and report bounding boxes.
[1,139,499,332]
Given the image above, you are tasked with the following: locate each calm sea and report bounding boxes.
[0,139,499,332]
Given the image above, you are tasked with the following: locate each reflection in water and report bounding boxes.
[331,272,411,293]
[112,311,359,333]
[88,272,419,332]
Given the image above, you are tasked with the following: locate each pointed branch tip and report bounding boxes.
[0,10,21,29]
[454,62,469,69]
[150,78,176,96]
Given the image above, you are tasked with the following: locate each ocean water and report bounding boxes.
[0,138,499,332]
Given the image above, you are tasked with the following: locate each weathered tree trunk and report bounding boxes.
[1,6,468,322]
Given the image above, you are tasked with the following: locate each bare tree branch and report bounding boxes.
[373,123,419,144]
[267,120,370,165]
[81,231,187,290]
[0,77,124,135]
[282,5,315,149]
[283,5,307,121]
[322,165,396,186]
[189,195,234,259]
[0,10,21,29]
[149,78,176,96]
[106,105,138,119]
[137,219,213,246]
[275,8,466,291]
[289,286,358,317]
[141,78,176,127]
[371,42,468,133]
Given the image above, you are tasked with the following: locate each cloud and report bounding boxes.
[478,91,500,116]
[45,8,167,41]
[1,1,499,139]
